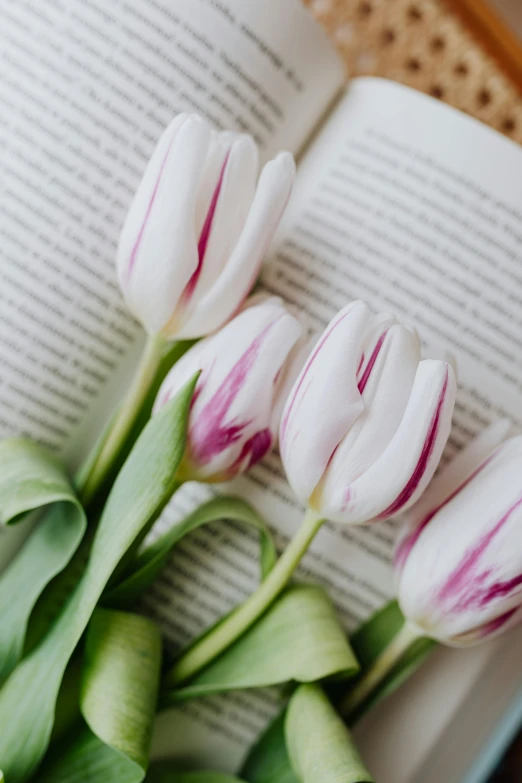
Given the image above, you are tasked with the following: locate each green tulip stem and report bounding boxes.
[339,620,422,720]
[165,507,325,687]
[80,333,166,507]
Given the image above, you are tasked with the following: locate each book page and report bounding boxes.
[148,79,522,774]
[0,0,343,460]
[0,0,342,566]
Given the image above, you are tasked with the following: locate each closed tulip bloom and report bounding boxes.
[166,299,458,687]
[153,298,303,482]
[117,113,296,340]
[280,300,457,524]
[80,114,295,510]
[396,420,522,646]
[339,420,522,721]
[81,117,295,503]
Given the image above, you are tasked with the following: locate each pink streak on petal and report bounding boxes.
[246,428,273,466]
[181,151,230,305]
[341,486,351,511]
[356,352,365,378]
[158,386,172,409]
[189,378,204,410]
[357,331,388,394]
[478,574,522,605]
[437,492,522,610]
[127,135,178,280]
[451,607,518,644]
[190,318,280,466]
[227,428,272,477]
[280,309,355,442]
[224,178,295,326]
[478,608,518,637]
[394,452,494,570]
[379,369,449,519]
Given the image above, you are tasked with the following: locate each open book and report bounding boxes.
[2,1,522,780]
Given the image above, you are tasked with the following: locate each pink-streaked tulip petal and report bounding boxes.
[181,134,258,314]
[190,311,301,479]
[450,604,522,647]
[397,436,522,645]
[356,319,396,392]
[428,347,458,380]
[176,151,296,339]
[155,299,302,481]
[193,131,235,236]
[403,418,513,532]
[317,323,420,507]
[223,427,273,480]
[154,299,286,413]
[269,333,315,442]
[319,360,456,524]
[394,449,496,574]
[179,147,231,310]
[117,114,211,335]
[279,301,373,506]
[117,113,188,281]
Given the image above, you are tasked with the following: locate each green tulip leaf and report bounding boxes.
[36,730,142,782]
[76,339,196,508]
[106,495,277,609]
[23,530,95,658]
[164,584,359,704]
[241,601,436,783]
[285,684,374,783]
[241,712,299,783]
[36,608,162,783]
[147,767,246,783]
[20,342,198,658]
[82,609,162,772]
[340,600,436,722]
[0,439,86,683]
[0,375,197,783]
[0,438,75,526]
[49,657,84,746]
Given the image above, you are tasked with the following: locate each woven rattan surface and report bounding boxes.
[305,0,522,143]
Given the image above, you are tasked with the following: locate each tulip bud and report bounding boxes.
[280,301,457,524]
[153,298,303,482]
[395,421,522,646]
[117,113,295,340]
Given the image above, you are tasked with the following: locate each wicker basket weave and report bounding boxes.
[305,0,522,144]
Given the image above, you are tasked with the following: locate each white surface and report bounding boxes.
[354,627,522,783]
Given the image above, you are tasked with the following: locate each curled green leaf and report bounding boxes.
[0,439,74,526]
[0,440,86,683]
[285,684,374,783]
[164,585,359,704]
[241,600,436,783]
[106,495,277,609]
[241,712,299,783]
[36,609,162,783]
[0,375,197,783]
[82,609,162,771]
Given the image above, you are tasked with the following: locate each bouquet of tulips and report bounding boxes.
[1,112,522,783]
